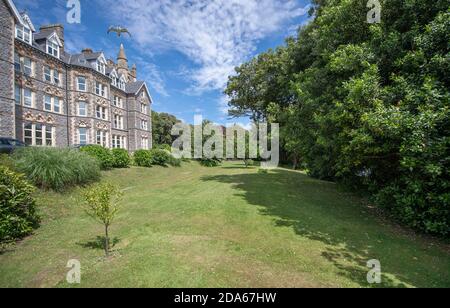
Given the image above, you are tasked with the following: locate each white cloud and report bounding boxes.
[102,0,309,93]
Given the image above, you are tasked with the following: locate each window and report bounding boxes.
[23,57,32,76]
[141,137,149,150]
[23,88,33,107]
[23,123,55,147]
[95,82,107,98]
[15,25,32,44]
[114,115,124,129]
[53,70,60,85]
[113,96,123,108]
[44,95,52,111]
[43,95,62,113]
[96,130,108,147]
[96,60,105,74]
[78,102,87,116]
[15,85,33,107]
[111,77,118,87]
[119,79,125,91]
[95,105,108,120]
[44,66,52,82]
[112,135,126,149]
[47,40,59,58]
[141,120,148,130]
[141,103,148,114]
[14,52,21,72]
[15,84,21,105]
[77,77,86,91]
[78,128,87,145]
[24,123,33,145]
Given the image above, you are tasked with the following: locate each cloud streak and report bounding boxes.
[102,0,309,93]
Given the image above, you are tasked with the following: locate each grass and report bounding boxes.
[0,161,449,288]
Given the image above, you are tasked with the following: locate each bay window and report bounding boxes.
[78,128,87,145]
[15,25,32,44]
[77,76,86,91]
[95,105,108,120]
[96,130,108,147]
[78,102,87,116]
[47,40,59,58]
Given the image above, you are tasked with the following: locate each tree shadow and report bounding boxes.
[201,169,450,288]
[77,236,121,251]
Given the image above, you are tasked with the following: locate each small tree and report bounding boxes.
[83,183,123,257]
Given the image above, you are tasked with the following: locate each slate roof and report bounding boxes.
[125,81,145,94]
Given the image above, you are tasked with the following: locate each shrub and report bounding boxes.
[0,154,15,170]
[149,149,172,167]
[154,144,172,152]
[168,155,182,167]
[200,158,221,167]
[133,150,153,168]
[112,149,131,168]
[80,145,114,170]
[0,166,40,244]
[244,159,254,168]
[13,147,101,191]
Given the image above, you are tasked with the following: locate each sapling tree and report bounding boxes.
[83,182,123,257]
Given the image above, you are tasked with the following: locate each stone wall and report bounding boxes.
[0,0,15,137]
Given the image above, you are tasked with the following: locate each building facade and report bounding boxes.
[0,0,152,152]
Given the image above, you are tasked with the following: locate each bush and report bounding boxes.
[154,144,172,152]
[0,154,15,170]
[80,145,114,170]
[200,158,221,167]
[149,149,172,167]
[112,149,131,168]
[133,150,153,168]
[13,147,101,191]
[0,166,40,244]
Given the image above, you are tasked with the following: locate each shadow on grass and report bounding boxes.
[201,169,450,288]
[77,236,121,251]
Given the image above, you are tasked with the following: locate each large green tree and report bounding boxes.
[225,0,449,235]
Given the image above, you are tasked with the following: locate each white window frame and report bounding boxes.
[112,135,126,149]
[77,76,86,92]
[15,25,32,44]
[22,57,33,76]
[23,123,55,147]
[141,103,148,114]
[96,60,106,74]
[141,119,148,130]
[95,105,108,120]
[96,130,109,147]
[23,88,33,107]
[78,128,88,145]
[43,95,62,113]
[78,101,87,117]
[44,66,52,82]
[47,40,60,58]
[114,114,124,129]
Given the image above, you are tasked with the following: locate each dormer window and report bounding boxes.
[47,40,59,58]
[15,25,32,44]
[119,80,125,91]
[96,60,105,74]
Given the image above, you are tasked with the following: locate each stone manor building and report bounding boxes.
[0,0,153,151]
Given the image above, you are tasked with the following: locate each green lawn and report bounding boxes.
[0,161,449,288]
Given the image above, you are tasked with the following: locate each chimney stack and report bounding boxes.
[82,48,93,55]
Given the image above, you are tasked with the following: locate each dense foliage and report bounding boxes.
[0,166,39,244]
[225,0,449,235]
[81,145,115,170]
[133,150,154,168]
[152,111,182,146]
[112,149,131,168]
[13,148,101,191]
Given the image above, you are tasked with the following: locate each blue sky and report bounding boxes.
[15,0,312,127]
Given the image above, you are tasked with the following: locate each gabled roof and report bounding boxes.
[125,81,154,104]
[34,30,63,47]
[20,12,36,32]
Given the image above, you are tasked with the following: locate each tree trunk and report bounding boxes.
[293,156,298,170]
[105,224,110,257]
